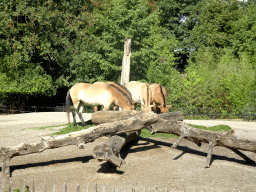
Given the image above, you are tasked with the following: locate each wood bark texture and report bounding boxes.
[93,111,256,168]
[92,111,143,167]
[91,110,145,125]
[148,116,256,167]
[120,38,131,87]
[93,132,139,167]
[0,111,158,179]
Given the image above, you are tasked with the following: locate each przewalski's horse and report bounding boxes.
[126,81,153,113]
[66,83,134,126]
[150,83,171,113]
[93,81,135,111]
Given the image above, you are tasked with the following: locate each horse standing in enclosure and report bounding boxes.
[93,82,135,111]
[126,81,153,113]
[66,83,134,126]
[150,83,171,114]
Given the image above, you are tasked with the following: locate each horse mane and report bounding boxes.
[108,82,133,105]
[146,83,150,105]
[159,84,166,107]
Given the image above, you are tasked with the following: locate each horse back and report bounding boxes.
[126,81,151,104]
[70,83,112,105]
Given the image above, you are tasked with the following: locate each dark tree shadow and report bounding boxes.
[97,162,124,175]
[1,155,94,177]
[131,137,256,168]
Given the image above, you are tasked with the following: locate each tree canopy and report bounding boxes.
[0,0,255,116]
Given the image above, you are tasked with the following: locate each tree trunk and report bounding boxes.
[93,111,256,168]
[147,117,256,167]
[91,110,145,125]
[92,111,184,167]
[120,38,132,87]
[0,111,158,179]
[93,132,139,167]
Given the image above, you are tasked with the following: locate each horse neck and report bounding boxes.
[159,84,166,107]
[110,86,132,108]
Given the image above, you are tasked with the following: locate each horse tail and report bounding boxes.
[65,89,72,124]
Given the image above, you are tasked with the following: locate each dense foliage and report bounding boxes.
[0,0,255,117]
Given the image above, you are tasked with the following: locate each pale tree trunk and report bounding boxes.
[120,38,131,87]
[0,111,158,179]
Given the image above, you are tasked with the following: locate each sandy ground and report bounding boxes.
[0,112,256,191]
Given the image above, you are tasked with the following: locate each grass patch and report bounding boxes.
[140,124,231,140]
[31,124,68,130]
[53,120,95,135]
[188,124,231,132]
[140,129,178,139]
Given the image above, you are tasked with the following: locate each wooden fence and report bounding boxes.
[1,178,169,192]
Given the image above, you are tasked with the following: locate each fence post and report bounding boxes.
[21,179,25,192]
[1,179,5,192]
[63,182,67,192]
[10,178,14,192]
[0,156,10,180]
[31,179,35,192]
[120,38,132,87]
[76,184,80,192]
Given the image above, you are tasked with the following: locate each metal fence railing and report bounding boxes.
[1,179,168,192]
[1,105,255,121]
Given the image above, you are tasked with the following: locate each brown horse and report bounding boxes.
[150,83,171,113]
[66,83,134,126]
[126,81,153,113]
[93,81,135,111]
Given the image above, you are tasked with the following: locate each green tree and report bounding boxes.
[232,2,256,66]
[0,0,94,105]
[182,47,255,114]
[78,0,176,82]
[191,0,244,49]
[157,0,203,71]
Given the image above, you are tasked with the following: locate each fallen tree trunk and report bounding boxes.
[93,132,139,167]
[148,117,256,167]
[91,110,146,125]
[0,111,158,179]
[92,111,256,168]
[92,111,143,167]
[92,111,183,167]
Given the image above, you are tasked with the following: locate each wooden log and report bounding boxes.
[0,111,158,179]
[91,110,145,125]
[147,117,256,167]
[92,111,145,167]
[93,132,139,167]
[92,111,183,166]
[91,111,183,125]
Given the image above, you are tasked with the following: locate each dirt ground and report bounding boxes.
[0,112,256,192]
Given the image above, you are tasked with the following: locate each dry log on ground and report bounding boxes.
[148,116,256,167]
[92,111,183,167]
[93,132,139,167]
[91,110,146,125]
[92,111,256,168]
[0,111,158,179]
[92,111,143,167]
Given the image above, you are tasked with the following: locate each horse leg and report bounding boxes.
[102,105,110,111]
[72,101,79,126]
[94,105,102,112]
[133,103,137,110]
[78,104,86,126]
[72,109,77,126]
